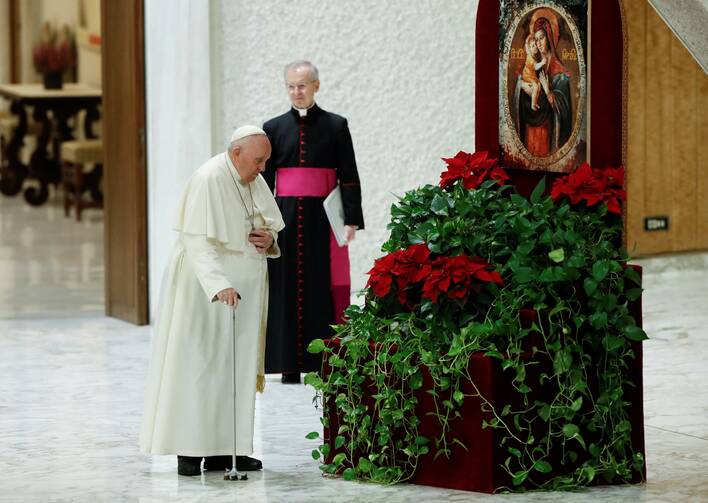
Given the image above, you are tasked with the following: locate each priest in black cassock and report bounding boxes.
[263,60,364,383]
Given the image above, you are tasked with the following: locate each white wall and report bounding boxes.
[40,0,79,24]
[146,0,478,320]
[76,0,102,87]
[18,1,41,83]
[145,0,213,320]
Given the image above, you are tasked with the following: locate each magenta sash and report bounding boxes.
[275,167,337,197]
[275,167,350,324]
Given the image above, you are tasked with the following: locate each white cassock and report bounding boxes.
[139,151,285,456]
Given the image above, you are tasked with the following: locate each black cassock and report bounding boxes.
[263,104,364,373]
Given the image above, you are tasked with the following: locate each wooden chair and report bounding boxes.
[60,139,104,221]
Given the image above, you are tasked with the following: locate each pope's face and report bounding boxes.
[233,135,271,183]
[285,67,319,109]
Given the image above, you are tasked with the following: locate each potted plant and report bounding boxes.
[32,22,76,90]
[305,152,647,492]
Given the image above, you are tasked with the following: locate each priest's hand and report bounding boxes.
[248,229,274,254]
[344,225,357,244]
[216,288,241,308]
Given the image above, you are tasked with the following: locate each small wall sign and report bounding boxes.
[644,216,669,231]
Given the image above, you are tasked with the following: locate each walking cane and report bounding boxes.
[225,306,248,481]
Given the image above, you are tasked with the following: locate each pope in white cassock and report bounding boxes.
[139,126,285,476]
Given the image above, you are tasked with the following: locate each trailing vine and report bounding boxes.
[305,153,646,491]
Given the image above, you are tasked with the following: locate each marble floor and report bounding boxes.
[1,193,708,502]
[0,189,104,319]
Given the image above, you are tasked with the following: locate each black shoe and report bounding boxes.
[237,455,263,471]
[281,372,301,384]
[204,455,263,471]
[177,455,202,476]
[203,455,231,471]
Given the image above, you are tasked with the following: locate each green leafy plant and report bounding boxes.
[305,153,646,491]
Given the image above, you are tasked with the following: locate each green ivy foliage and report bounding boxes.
[305,177,646,491]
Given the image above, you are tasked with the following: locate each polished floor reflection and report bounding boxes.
[1,193,708,501]
[0,192,103,319]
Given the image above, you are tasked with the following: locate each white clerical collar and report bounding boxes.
[294,103,316,117]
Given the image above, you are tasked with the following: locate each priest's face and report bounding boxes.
[233,135,271,183]
[285,67,319,109]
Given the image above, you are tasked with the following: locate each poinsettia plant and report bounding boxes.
[306,153,646,491]
[550,162,626,214]
[366,244,503,307]
[366,243,431,307]
[439,150,509,190]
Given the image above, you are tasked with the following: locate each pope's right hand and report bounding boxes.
[216,288,241,308]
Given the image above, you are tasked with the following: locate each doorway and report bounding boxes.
[0,0,148,324]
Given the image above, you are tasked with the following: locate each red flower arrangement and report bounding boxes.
[422,255,504,303]
[366,244,431,306]
[439,151,509,190]
[32,23,76,75]
[366,243,503,306]
[550,162,626,214]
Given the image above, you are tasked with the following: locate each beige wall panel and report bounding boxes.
[624,0,647,255]
[41,0,79,26]
[0,0,9,87]
[620,0,707,256]
[19,0,42,83]
[639,3,674,254]
[81,0,101,33]
[669,36,698,252]
[697,70,708,248]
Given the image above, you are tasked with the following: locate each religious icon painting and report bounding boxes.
[499,0,588,172]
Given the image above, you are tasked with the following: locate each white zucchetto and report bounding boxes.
[230,125,267,143]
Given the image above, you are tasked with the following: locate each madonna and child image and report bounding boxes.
[499,1,588,172]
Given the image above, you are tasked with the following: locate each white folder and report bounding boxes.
[323,186,347,247]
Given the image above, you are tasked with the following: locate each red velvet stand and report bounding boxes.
[411,288,644,492]
[323,291,644,492]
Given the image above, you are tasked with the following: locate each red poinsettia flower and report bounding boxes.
[366,253,398,298]
[551,163,626,214]
[366,243,431,306]
[439,151,509,190]
[391,244,431,284]
[368,246,503,306]
[422,255,504,304]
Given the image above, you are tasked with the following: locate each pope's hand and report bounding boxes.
[216,288,240,308]
[248,229,274,254]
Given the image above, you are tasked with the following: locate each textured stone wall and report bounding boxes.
[211,0,479,292]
